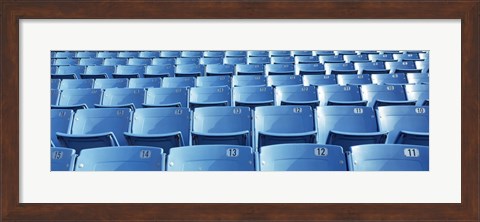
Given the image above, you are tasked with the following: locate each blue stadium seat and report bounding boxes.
[224,57,247,65]
[232,75,267,87]
[51,89,60,106]
[59,79,94,90]
[51,109,74,147]
[357,50,379,55]
[371,73,408,85]
[196,76,232,87]
[160,51,181,58]
[57,108,133,153]
[167,145,255,171]
[324,63,357,74]
[203,51,225,58]
[295,63,326,75]
[113,65,145,78]
[235,64,265,75]
[265,64,295,75]
[225,51,247,57]
[269,51,291,57]
[404,84,429,106]
[360,84,415,108]
[267,75,303,87]
[151,58,176,65]
[181,51,203,58]
[192,107,252,146]
[189,86,231,110]
[354,62,389,74]
[335,50,357,55]
[247,51,269,57]
[343,54,369,63]
[317,85,367,106]
[139,51,160,58]
[79,58,104,66]
[385,61,422,74]
[127,58,152,66]
[415,60,429,73]
[294,56,320,64]
[95,88,145,110]
[291,51,313,56]
[406,73,429,84]
[316,106,387,152]
[319,55,344,64]
[144,65,175,78]
[51,79,61,89]
[51,65,57,75]
[175,64,205,77]
[337,74,372,86]
[143,87,189,108]
[96,51,118,58]
[103,58,127,66]
[117,51,139,58]
[259,144,347,171]
[205,64,235,76]
[347,144,429,171]
[175,57,200,65]
[51,147,77,171]
[125,108,191,153]
[368,54,396,62]
[247,56,271,65]
[393,53,421,62]
[75,146,165,171]
[94,78,128,89]
[76,51,97,58]
[162,77,196,88]
[314,50,335,56]
[302,75,337,86]
[275,85,319,109]
[254,106,317,149]
[55,65,86,79]
[271,56,295,64]
[376,106,429,145]
[53,51,76,58]
[233,86,274,109]
[83,65,116,79]
[199,57,223,65]
[419,52,429,60]
[52,88,102,111]
[128,78,162,88]
[54,58,78,66]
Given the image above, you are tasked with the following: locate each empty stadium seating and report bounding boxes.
[50,50,430,171]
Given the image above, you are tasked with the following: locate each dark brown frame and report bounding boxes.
[1,1,478,221]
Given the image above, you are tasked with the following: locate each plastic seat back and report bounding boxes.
[302,75,336,86]
[232,75,266,87]
[354,62,388,74]
[259,144,347,171]
[75,146,165,171]
[56,88,102,109]
[196,76,232,87]
[51,109,74,146]
[295,63,325,75]
[175,64,205,77]
[275,85,319,108]
[162,77,196,88]
[235,64,265,75]
[59,79,94,90]
[317,85,365,106]
[267,75,302,87]
[348,144,429,171]
[51,147,77,171]
[371,73,408,85]
[167,145,255,171]
[189,86,231,109]
[404,84,429,106]
[128,78,162,88]
[233,86,274,109]
[205,64,235,76]
[94,78,128,89]
[247,56,270,65]
[200,57,223,65]
[84,65,116,79]
[324,63,357,74]
[99,88,145,109]
[265,64,295,75]
[144,87,189,108]
[360,84,411,107]
[337,74,372,86]
[376,106,429,145]
[144,65,175,78]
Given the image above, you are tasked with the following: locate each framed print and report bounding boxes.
[1,1,478,221]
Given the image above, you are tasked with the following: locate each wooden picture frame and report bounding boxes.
[1,1,478,221]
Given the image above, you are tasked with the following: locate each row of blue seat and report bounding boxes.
[51,144,429,171]
[51,84,429,111]
[52,50,429,59]
[51,106,429,154]
[51,73,430,91]
[51,61,429,79]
